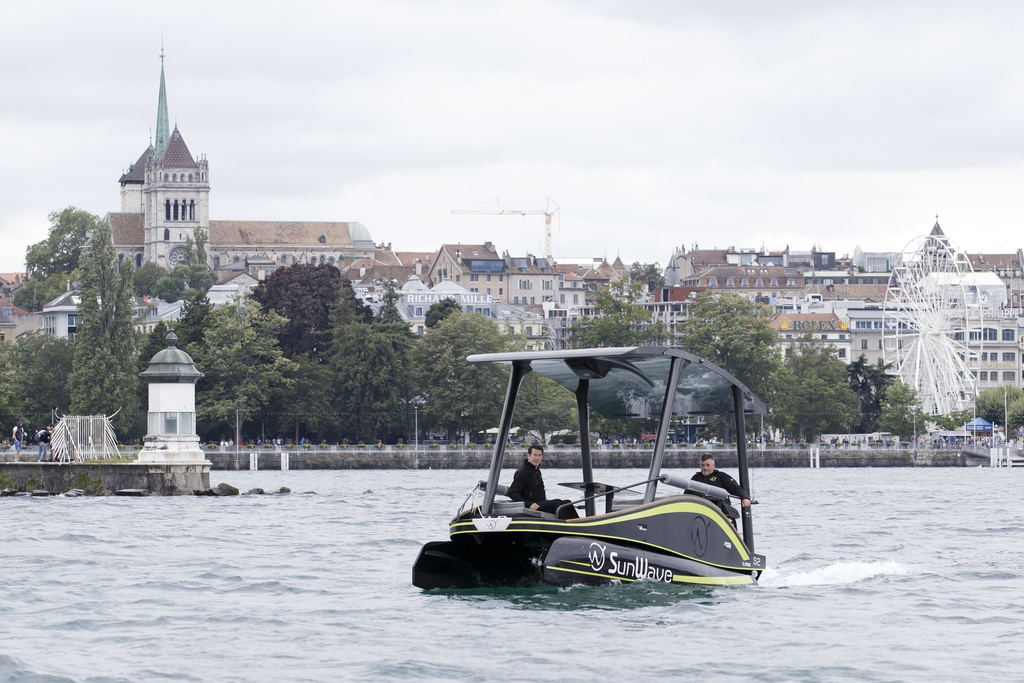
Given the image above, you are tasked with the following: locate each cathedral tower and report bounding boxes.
[140,52,211,268]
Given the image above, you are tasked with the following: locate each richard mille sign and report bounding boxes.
[405,293,493,305]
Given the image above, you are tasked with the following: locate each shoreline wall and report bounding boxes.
[207,448,971,470]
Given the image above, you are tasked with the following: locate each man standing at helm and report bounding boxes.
[691,453,751,508]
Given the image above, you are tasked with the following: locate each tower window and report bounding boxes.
[172,174,177,182]
[189,199,195,221]
[188,174,193,182]
[164,229,170,241]
[173,200,179,221]
[165,199,171,220]
[136,254,142,268]
[164,173,169,181]
[213,257,220,268]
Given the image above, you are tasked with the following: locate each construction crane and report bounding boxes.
[451,197,559,260]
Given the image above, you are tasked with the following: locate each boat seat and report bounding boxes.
[491,501,558,520]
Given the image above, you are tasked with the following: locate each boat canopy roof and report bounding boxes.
[467,347,766,420]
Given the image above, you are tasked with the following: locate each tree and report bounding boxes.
[778,336,860,441]
[676,291,783,441]
[152,266,189,302]
[190,302,297,438]
[629,262,665,291]
[334,321,417,442]
[676,291,782,408]
[412,312,514,438]
[932,409,973,431]
[68,221,140,437]
[975,386,1024,427]
[175,291,214,356]
[846,354,894,433]
[512,374,576,443]
[425,298,461,328]
[134,262,167,298]
[569,279,669,348]
[0,342,20,430]
[12,270,82,313]
[375,281,403,324]
[10,331,74,428]
[25,207,98,277]
[251,263,343,359]
[877,381,926,439]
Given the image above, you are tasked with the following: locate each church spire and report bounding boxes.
[154,45,170,159]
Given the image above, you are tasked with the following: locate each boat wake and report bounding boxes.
[759,561,909,587]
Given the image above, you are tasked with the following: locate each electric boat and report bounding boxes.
[412,346,767,589]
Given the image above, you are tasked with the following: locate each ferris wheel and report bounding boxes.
[882,231,981,416]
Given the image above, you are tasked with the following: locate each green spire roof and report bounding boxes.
[155,47,170,159]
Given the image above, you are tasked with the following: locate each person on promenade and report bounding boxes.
[12,421,24,460]
[691,454,751,508]
[508,445,579,519]
[37,425,53,462]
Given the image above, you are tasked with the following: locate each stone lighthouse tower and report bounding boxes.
[137,331,210,490]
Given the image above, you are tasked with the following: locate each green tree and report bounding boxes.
[932,409,974,431]
[25,207,98,277]
[676,291,782,408]
[676,291,783,441]
[334,321,416,442]
[1006,398,1024,433]
[10,331,74,428]
[846,354,894,432]
[12,270,81,313]
[569,279,669,348]
[778,336,860,441]
[190,302,297,438]
[425,298,461,328]
[375,281,403,324]
[175,291,214,356]
[0,342,19,430]
[629,261,665,291]
[134,262,167,298]
[512,374,576,443]
[412,312,513,438]
[975,386,1024,427]
[252,263,344,359]
[877,381,926,439]
[68,221,140,437]
[152,266,189,302]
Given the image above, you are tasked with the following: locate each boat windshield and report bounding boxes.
[468,347,765,419]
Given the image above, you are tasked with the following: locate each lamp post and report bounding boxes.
[414,405,419,452]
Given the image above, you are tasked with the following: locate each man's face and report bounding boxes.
[700,458,715,475]
[527,448,543,466]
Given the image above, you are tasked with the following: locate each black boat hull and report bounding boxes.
[413,495,765,589]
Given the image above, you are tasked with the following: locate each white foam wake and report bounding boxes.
[758,561,910,587]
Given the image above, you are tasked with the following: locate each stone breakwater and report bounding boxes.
[0,462,210,496]
[207,447,970,470]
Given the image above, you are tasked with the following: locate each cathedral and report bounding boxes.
[109,52,376,277]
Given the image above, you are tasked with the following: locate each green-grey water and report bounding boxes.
[2,467,1023,681]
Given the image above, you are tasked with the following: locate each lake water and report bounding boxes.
[2,467,1023,681]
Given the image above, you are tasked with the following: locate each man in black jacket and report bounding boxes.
[691,454,751,508]
[507,445,579,519]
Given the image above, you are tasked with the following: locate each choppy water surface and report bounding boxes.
[2,467,1023,681]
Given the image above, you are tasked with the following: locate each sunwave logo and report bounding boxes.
[588,542,606,571]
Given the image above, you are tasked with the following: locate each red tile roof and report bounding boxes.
[160,127,197,168]
[109,213,145,246]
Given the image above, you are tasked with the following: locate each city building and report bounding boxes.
[107,52,377,276]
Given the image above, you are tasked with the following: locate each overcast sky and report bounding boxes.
[3,0,1024,275]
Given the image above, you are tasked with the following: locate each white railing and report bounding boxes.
[50,415,123,463]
